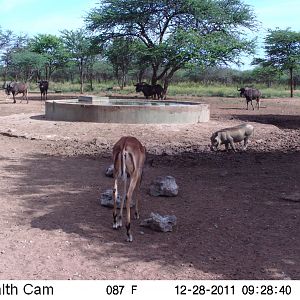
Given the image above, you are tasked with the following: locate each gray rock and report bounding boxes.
[100,189,134,208]
[105,164,114,177]
[140,212,177,232]
[149,175,178,197]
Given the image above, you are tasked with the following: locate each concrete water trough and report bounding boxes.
[45,96,210,124]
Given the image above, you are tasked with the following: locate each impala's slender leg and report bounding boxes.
[112,177,118,229]
[117,172,127,228]
[134,170,143,220]
[125,173,139,242]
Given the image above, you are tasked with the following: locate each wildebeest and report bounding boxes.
[238,87,261,110]
[112,136,146,242]
[5,82,28,104]
[135,82,164,99]
[210,123,254,152]
[38,80,48,100]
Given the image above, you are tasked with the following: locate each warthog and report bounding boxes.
[210,123,254,152]
[134,82,164,99]
[5,81,28,104]
[238,87,261,110]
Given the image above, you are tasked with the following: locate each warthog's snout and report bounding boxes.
[210,145,217,151]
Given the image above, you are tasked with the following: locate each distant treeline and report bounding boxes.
[1,61,299,91]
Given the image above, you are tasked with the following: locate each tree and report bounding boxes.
[250,63,280,87]
[0,27,13,50]
[0,30,29,81]
[254,28,300,97]
[9,50,47,81]
[61,29,99,93]
[29,34,68,80]
[86,0,257,95]
[106,37,137,89]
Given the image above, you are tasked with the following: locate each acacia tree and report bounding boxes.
[0,27,12,50]
[61,29,98,93]
[9,50,47,81]
[29,34,68,80]
[106,37,138,89]
[0,29,29,81]
[255,28,300,97]
[86,0,257,95]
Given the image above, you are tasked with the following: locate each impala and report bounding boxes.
[112,136,146,242]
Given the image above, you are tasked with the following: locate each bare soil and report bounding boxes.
[0,92,299,280]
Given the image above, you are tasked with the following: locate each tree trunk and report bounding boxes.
[163,79,169,100]
[151,64,158,85]
[289,67,293,98]
[162,66,181,99]
[80,59,84,94]
[138,69,145,83]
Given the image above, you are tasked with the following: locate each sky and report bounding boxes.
[0,0,299,70]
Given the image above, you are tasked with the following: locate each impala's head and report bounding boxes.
[210,132,221,151]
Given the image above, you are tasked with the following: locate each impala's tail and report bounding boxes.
[121,149,128,181]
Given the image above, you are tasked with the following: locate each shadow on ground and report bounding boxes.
[232,114,300,129]
[3,149,300,279]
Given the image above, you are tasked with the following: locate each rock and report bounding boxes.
[105,164,114,177]
[281,192,300,202]
[149,176,178,197]
[140,212,177,232]
[100,189,134,208]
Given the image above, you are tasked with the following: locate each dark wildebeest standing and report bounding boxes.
[135,82,164,99]
[38,80,49,100]
[5,82,28,104]
[238,87,261,110]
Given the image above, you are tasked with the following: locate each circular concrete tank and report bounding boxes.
[45,96,210,124]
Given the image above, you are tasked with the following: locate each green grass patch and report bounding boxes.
[28,81,300,98]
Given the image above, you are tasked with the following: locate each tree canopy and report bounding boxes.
[253,28,300,97]
[29,34,68,80]
[86,0,258,93]
[61,29,98,93]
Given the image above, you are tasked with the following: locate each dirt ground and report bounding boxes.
[0,92,299,280]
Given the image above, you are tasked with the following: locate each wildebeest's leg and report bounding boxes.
[25,90,28,104]
[112,178,119,229]
[12,92,16,104]
[250,100,254,110]
[256,98,260,109]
